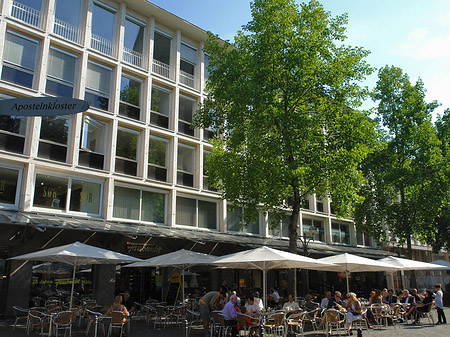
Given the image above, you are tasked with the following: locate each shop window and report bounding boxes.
[179,42,196,88]
[148,136,168,182]
[46,48,77,98]
[177,143,195,187]
[332,222,350,244]
[38,116,70,162]
[33,174,68,210]
[113,185,166,223]
[115,128,139,176]
[119,75,141,120]
[0,113,27,154]
[123,17,145,68]
[150,86,170,129]
[152,31,171,78]
[176,196,217,229]
[0,167,20,205]
[79,116,106,170]
[91,2,116,57]
[54,0,82,43]
[302,218,325,242]
[178,96,195,137]
[69,180,101,214]
[85,61,111,111]
[2,31,38,88]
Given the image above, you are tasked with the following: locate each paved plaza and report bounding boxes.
[1,307,449,337]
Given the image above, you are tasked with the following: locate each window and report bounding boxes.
[11,0,42,28]
[179,42,196,88]
[115,128,139,176]
[38,116,70,162]
[176,196,217,229]
[113,185,166,223]
[0,167,20,205]
[148,136,168,182]
[119,75,141,120]
[316,200,324,212]
[269,214,291,238]
[85,61,111,111]
[2,31,38,88]
[0,100,27,153]
[46,48,77,98]
[91,2,116,57]
[332,222,350,244]
[79,116,106,170]
[152,31,171,78]
[178,96,195,137]
[150,86,171,129]
[302,218,324,242]
[357,232,371,247]
[54,0,82,43]
[204,54,211,79]
[33,174,102,214]
[177,144,195,187]
[123,17,145,67]
[226,206,260,234]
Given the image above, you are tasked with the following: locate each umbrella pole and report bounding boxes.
[346,271,350,294]
[263,269,267,309]
[182,269,185,305]
[69,266,76,310]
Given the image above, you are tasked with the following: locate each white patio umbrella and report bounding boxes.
[380,256,450,271]
[211,246,336,307]
[318,253,403,294]
[431,259,450,268]
[9,241,142,309]
[123,249,218,303]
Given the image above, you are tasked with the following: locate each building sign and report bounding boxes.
[0,97,89,116]
[126,242,162,255]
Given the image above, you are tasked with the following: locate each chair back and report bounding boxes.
[305,308,320,319]
[212,311,225,325]
[28,312,43,324]
[269,312,285,326]
[289,309,303,315]
[56,311,73,325]
[325,309,345,323]
[13,306,28,318]
[111,311,125,324]
[237,313,248,327]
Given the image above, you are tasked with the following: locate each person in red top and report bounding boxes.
[237,306,255,331]
[105,295,129,324]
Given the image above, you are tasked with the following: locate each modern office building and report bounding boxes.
[0,0,446,315]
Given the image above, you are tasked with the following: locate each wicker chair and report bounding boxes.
[53,311,73,337]
[84,309,105,337]
[12,306,29,332]
[286,312,306,336]
[323,309,346,337]
[303,308,320,331]
[107,311,127,337]
[263,312,285,337]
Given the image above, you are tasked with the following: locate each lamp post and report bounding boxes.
[298,225,318,294]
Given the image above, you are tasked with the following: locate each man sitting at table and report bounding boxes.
[327,291,343,310]
[121,290,135,314]
[321,291,332,309]
[383,289,398,305]
[245,297,261,314]
[268,288,280,308]
[282,294,300,312]
[253,292,265,312]
[223,295,239,336]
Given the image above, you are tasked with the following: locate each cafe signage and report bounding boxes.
[0,96,89,116]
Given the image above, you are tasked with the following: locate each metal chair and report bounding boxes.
[26,311,47,336]
[286,312,306,336]
[107,311,126,337]
[323,309,346,337]
[263,312,286,337]
[85,309,105,337]
[303,308,320,331]
[53,310,73,337]
[12,306,29,331]
[352,308,370,332]
[237,313,259,336]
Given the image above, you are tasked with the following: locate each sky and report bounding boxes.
[150,0,450,118]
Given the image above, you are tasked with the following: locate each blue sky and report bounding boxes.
[150,0,450,117]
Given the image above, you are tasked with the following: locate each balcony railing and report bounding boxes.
[152,59,171,79]
[123,47,145,69]
[90,33,117,58]
[10,0,42,29]
[53,18,82,44]
[179,70,195,89]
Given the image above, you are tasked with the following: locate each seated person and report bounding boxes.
[268,288,280,308]
[105,295,129,324]
[237,306,256,331]
[383,289,398,305]
[321,291,332,309]
[245,297,261,314]
[410,289,423,304]
[399,289,416,308]
[253,292,265,312]
[121,290,135,314]
[304,294,320,311]
[408,290,433,323]
[327,291,343,310]
[223,295,239,336]
[282,294,300,312]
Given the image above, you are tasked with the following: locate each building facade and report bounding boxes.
[0,0,446,316]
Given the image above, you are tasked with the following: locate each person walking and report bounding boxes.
[434,284,447,324]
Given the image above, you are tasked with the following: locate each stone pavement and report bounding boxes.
[1,307,449,337]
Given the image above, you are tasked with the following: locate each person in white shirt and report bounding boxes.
[253,292,265,312]
[320,291,332,309]
[269,288,280,307]
[434,283,447,324]
[245,297,260,314]
[282,294,300,312]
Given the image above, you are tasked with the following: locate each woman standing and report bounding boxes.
[346,292,361,336]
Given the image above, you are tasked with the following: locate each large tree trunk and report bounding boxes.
[288,190,301,297]
[406,233,417,288]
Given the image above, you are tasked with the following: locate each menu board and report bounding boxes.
[165,272,181,305]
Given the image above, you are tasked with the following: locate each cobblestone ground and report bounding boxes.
[1,307,449,337]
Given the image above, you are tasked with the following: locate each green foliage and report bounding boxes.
[354,65,447,254]
[194,0,375,249]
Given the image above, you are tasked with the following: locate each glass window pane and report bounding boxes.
[3,32,38,70]
[40,116,69,145]
[120,76,141,106]
[33,174,68,210]
[86,62,111,95]
[204,54,210,79]
[179,97,194,123]
[148,137,167,167]
[81,117,105,154]
[124,18,144,53]
[198,200,216,229]
[113,186,139,220]
[116,129,137,160]
[282,216,290,238]
[177,145,194,173]
[0,167,19,204]
[0,116,27,135]
[55,0,81,27]
[69,180,101,214]
[247,217,260,234]
[47,48,76,84]
[153,31,171,65]
[227,206,241,232]
[176,196,195,226]
[142,190,165,223]
[332,223,340,243]
[151,87,170,116]
[180,43,197,64]
[16,0,41,10]
[92,3,115,41]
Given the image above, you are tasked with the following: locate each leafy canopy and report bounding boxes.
[194,0,375,235]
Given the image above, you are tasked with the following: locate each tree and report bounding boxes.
[194,0,375,292]
[354,66,445,284]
